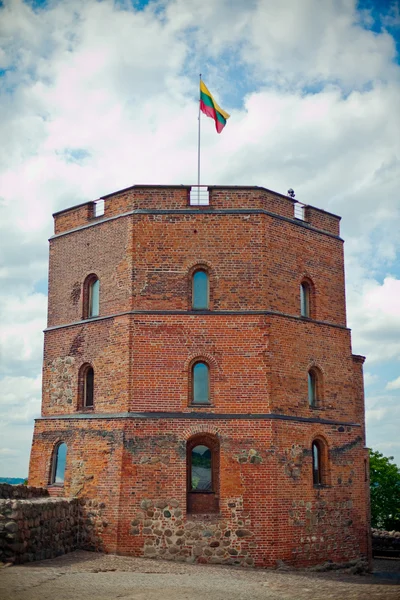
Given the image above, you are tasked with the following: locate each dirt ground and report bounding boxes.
[0,552,399,600]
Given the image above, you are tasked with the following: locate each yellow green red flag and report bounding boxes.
[200,80,230,133]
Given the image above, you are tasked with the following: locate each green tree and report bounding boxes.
[369,449,400,530]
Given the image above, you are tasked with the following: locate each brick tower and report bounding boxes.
[29,185,370,567]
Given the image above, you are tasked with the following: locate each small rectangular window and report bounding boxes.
[294,203,305,220]
[190,186,209,206]
[94,199,105,217]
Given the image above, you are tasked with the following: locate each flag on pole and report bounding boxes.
[200,80,230,133]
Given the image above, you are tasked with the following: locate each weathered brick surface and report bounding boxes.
[42,317,131,415]
[48,216,134,327]
[30,185,369,568]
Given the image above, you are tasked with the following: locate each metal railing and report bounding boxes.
[189,186,209,206]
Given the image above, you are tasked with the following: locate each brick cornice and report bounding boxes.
[49,208,344,241]
[36,412,361,427]
[44,310,349,332]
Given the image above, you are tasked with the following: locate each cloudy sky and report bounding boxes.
[0,0,399,478]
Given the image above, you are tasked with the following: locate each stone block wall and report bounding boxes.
[130,498,255,566]
[0,485,80,564]
[372,528,400,557]
[0,484,48,500]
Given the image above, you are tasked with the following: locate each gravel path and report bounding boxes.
[0,552,398,600]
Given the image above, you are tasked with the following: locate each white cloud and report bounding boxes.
[0,374,42,424]
[0,0,399,474]
[364,372,379,387]
[0,293,47,377]
[0,374,41,477]
[348,277,400,364]
[386,376,400,390]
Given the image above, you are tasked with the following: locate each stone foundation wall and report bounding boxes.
[128,497,255,566]
[0,490,80,564]
[0,483,49,500]
[372,528,400,557]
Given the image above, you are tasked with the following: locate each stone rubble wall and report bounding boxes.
[0,490,81,564]
[128,497,255,566]
[0,483,49,500]
[372,528,400,557]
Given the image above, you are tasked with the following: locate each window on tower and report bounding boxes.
[192,269,209,310]
[187,434,219,514]
[300,281,310,317]
[79,364,94,409]
[83,274,100,319]
[312,439,328,486]
[191,361,210,404]
[50,442,67,485]
[308,367,323,408]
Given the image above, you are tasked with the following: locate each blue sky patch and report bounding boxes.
[58,148,92,164]
[357,0,400,60]
[33,279,48,295]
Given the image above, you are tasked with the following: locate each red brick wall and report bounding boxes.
[267,318,363,424]
[48,216,134,327]
[30,185,368,568]
[42,317,131,415]
[29,416,368,567]
[304,205,341,237]
[48,211,345,325]
[264,216,346,324]
[52,186,340,238]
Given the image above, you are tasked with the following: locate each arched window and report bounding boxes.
[192,362,210,404]
[308,367,322,408]
[312,440,328,486]
[300,281,311,317]
[83,274,100,319]
[79,364,94,409]
[192,269,209,310]
[308,370,317,407]
[190,445,212,491]
[187,434,219,514]
[51,442,67,485]
[89,278,100,317]
[84,366,94,408]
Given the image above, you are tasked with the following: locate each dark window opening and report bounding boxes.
[85,367,94,407]
[312,440,329,487]
[312,441,321,485]
[78,363,95,410]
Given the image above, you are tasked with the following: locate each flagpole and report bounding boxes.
[197,73,201,205]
